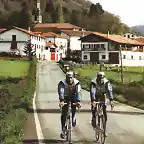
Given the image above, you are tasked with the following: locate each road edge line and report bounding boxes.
[33,91,44,143]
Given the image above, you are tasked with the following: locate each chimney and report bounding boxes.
[107,31,109,38]
[28,27,31,33]
[82,32,85,37]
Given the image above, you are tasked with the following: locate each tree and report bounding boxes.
[19,2,33,29]
[23,39,35,61]
[57,3,64,23]
[70,10,79,25]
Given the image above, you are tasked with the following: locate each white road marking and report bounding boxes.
[33,92,45,144]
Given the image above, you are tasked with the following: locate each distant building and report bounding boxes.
[33,23,85,33]
[60,30,91,51]
[124,33,141,39]
[80,32,144,66]
[41,32,67,59]
[0,26,45,59]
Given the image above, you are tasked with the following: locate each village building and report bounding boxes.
[80,32,144,66]
[0,26,45,59]
[60,30,91,51]
[41,32,67,60]
[33,23,85,33]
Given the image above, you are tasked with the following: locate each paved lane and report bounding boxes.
[35,61,144,144]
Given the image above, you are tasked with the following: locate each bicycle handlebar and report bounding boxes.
[59,103,81,111]
[92,101,114,111]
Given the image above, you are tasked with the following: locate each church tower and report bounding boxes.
[35,0,42,23]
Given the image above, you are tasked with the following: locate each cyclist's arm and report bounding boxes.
[90,82,96,102]
[106,82,113,101]
[75,83,81,102]
[58,81,65,102]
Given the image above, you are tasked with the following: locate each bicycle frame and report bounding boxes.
[60,102,80,144]
[93,101,106,144]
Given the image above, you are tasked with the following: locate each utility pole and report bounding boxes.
[120,44,124,84]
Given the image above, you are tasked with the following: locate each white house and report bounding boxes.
[41,32,67,58]
[80,32,144,66]
[60,30,91,51]
[124,33,142,39]
[43,41,62,61]
[0,26,46,59]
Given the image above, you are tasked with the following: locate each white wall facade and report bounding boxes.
[121,51,144,66]
[0,28,45,59]
[81,42,109,61]
[45,36,67,58]
[61,32,81,51]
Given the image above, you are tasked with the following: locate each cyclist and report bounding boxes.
[58,71,81,139]
[90,71,114,137]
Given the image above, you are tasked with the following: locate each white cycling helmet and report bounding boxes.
[97,71,105,78]
[66,71,74,78]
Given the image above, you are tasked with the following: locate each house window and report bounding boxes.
[131,55,133,59]
[45,47,49,50]
[101,44,105,49]
[101,55,106,59]
[139,56,142,60]
[123,55,126,59]
[12,35,16,41]
[83,55,87,60]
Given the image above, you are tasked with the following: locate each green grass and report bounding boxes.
[0,60,29,77]
[73,64,144,83]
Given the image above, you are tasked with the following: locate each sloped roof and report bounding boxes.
[81,32,144,45]
[0,29,6,33]
[46,42,58,47]
[136,38,144,43]
[0,26,45,38]
[34,23,82,29]
[61,30,92,37]
[41,32,67,38]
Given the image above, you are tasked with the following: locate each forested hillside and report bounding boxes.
[131,25,144,36]
[0,0,130,34]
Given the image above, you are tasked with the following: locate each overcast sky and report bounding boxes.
[88,0,144,27]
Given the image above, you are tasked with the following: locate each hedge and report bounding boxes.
[0,56,36,143]
[59,63,144,110]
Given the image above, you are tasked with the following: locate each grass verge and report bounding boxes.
[0,57,36,143]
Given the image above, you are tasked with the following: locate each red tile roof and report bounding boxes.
[61,30,92,37]
[0,26,45,38]
[136,38,144,43]
[0,29,6,33]
[34,23,82,29]
[41,32,67,38]
[46,42,57,47]
[91,32,144,45]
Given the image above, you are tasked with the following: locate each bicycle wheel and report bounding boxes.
[94,105,100,141]
[95,115,100,141]
[66,116,72,143]
[99,115,106,144]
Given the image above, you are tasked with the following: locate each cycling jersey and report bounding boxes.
[58,78,81,102]
[90,77,113,102]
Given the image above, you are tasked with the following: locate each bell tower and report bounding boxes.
[35,0,42,23]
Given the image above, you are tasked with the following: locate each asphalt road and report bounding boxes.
[35,60,144,144]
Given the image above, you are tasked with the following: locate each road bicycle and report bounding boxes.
[92,101,113,144]
[60,102,81,144]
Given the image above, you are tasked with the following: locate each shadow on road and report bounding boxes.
[26,107,144,115]
[23,139,98,144]
[23,139,64,144]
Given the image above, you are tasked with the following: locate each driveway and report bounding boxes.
[27,61,144,144]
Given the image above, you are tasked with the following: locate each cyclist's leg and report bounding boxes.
[60,105,68,138]
[71,104,76,127]
[91,100,97,128]
[103,105,108,136]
